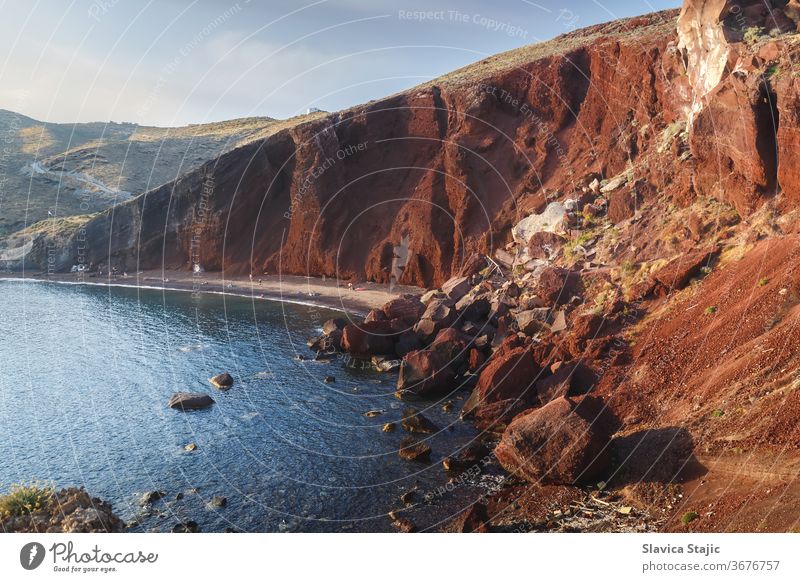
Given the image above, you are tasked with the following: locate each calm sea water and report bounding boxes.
[0,280,483,532]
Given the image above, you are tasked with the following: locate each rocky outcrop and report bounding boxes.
[0,487,124,533]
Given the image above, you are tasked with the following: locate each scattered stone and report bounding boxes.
[372,356,401,372]
[184,443,198,452]
[413,300,456,341]
[401,407,438,434]
[441,276,472,302]
[171,520,200,533]
[550,309,567,333]
[167,392,215,411]
[391,517,417,532]
[364,409,384,418]
[209,372,234,389]
[365,308,388,323]
[208,496,227,509]
[420,289,442,304]
[400,489,417,505]
[527,231,566,260]
[396,348,456,398]
[462,345,540,417]
[533,266,583,306]
[442,442,491,471]
[382,422,396,433]
[399,437,432,461]
[514,308,550,335]
[323,375,335,383]
[652,247,718,292]
[141,490,166,505]
[322,318,348,335]
[441,502,489,533]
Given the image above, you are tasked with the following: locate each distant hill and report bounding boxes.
[0,110,286,236]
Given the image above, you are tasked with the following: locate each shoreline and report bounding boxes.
[0,270,425,316]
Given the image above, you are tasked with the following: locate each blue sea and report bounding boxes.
[0,279,483,532]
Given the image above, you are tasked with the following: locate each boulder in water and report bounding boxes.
[209,373,234,389]
[168,392,215,411]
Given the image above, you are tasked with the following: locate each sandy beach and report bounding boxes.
[0,270,425,316]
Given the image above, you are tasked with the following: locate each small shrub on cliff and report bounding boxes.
[0,481,54,517]
[743,26,764,46]
[681,511,700,526]
[705,306,717,314]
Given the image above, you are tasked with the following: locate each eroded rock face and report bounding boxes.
[494,396,612,485]
[677,0,732,120]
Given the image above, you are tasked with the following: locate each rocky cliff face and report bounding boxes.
[9,2,800,287]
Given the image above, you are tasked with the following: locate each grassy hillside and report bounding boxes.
[0,110,325,236]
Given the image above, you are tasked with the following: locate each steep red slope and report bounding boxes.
[44,10,681,287]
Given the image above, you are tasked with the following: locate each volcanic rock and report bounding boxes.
[652,247,717,292]
[494,396,611,485]
[514,308,550,335]
[168,392,215,411]
[401,407,438,434]
[209,372,234,389]
[382,295,425,324]
[534,266,583,306]
[398,437,431,461]
[322,318,348,335]
[341,321,397,357]
[512,202,569,244]
[397,349,456,398]
[527,231,566,260]
[463,345,540,417]
[441,276,472,302]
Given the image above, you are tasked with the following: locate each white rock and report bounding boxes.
[511,202,568,245]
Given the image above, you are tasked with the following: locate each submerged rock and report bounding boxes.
[398,437,432,461]
[171,520,201,533]
[400,407,438,434]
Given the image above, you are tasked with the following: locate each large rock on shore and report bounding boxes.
[413,298,456,342]
[397,349,457,397]
[168,392,215,411]
[341,320,398,357]
[463,344,541,416]
[382,295,425,325]
[494,396,611,485]
[396,328,471,398]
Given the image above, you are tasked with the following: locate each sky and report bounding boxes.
[0,0,678,127]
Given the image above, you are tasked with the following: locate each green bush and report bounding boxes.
[681,511,700,525]
[0,481,54,517]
